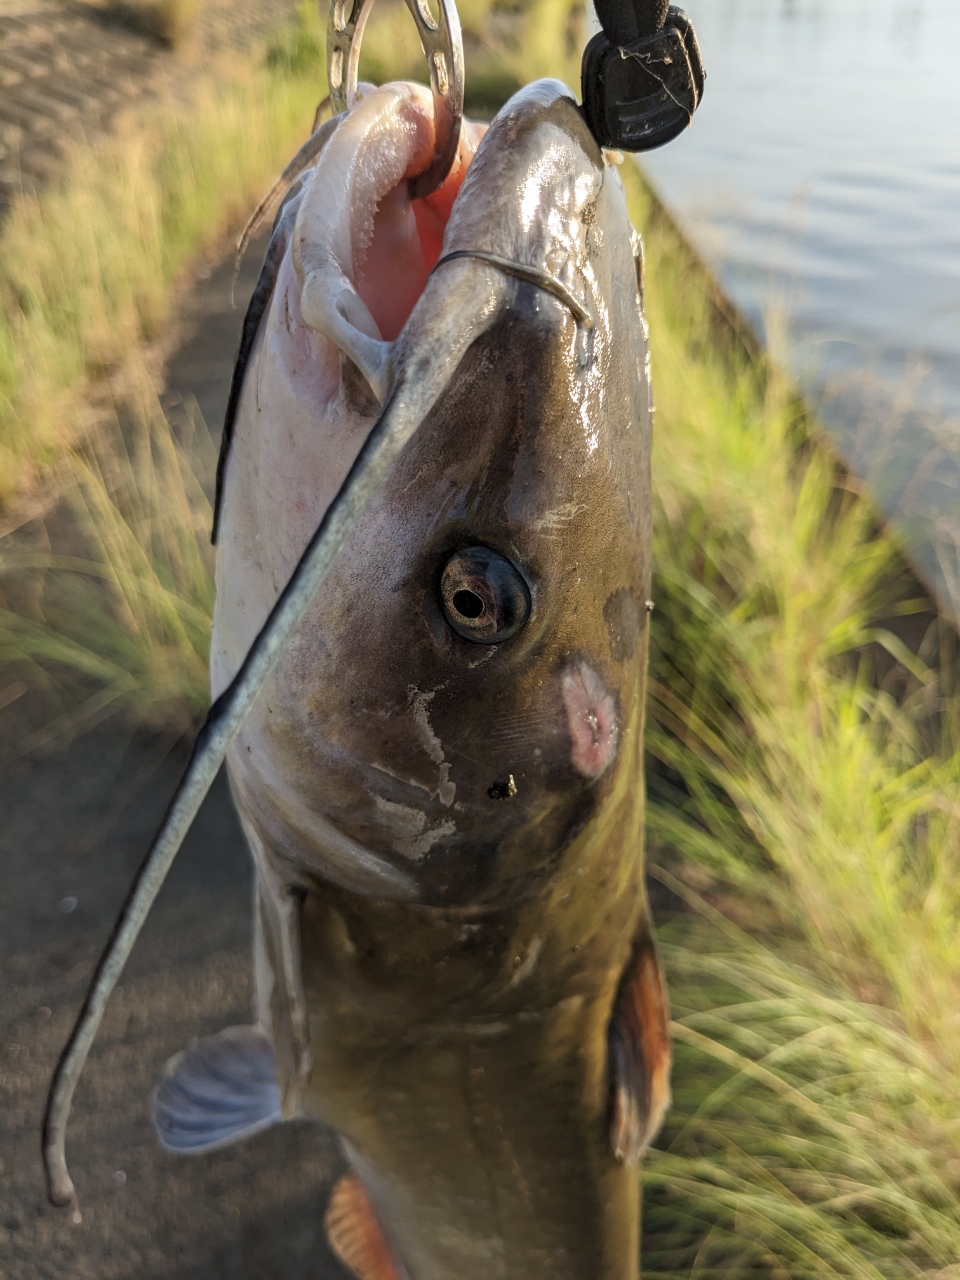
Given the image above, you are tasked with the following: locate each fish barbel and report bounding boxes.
[152,74,671,1280]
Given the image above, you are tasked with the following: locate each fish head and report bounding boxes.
[213,79,652,908]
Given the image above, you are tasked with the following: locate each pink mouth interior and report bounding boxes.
[355,131,480,342]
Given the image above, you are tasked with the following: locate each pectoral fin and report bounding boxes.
[609,927,672,1165]
[326,1172,407,1280]
[151,1025,282,1154]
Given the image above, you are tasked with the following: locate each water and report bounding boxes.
[638,0,960,617]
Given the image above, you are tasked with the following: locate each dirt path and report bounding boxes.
[0,245,352,1278]
[0,0,160,209]
[0,0,296,215]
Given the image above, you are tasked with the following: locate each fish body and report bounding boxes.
[183,77,667,1280]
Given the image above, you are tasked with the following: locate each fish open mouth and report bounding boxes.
[293,83,486,395]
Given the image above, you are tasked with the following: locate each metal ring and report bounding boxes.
[326,0,464,199]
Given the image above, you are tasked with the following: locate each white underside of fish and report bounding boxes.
[211,83,490,902]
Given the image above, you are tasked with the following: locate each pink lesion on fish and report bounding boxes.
[561,659,618,778]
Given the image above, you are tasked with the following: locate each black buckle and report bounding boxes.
[581,4,705,152]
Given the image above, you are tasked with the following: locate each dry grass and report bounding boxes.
[0,30,328,510]
[0,361,213,746]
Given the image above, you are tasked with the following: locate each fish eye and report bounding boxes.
[440,547,531,644]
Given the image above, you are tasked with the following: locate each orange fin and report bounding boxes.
[609,927,672,1165]
[325,1171,406,1280]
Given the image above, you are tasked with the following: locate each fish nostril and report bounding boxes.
[452,590,484,619]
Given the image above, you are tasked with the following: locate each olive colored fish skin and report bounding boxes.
[217,80,654,1279]
[299,727,651,1280]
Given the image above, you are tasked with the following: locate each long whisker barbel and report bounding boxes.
[43,0,466,1219]
[327,0,464,198]
[42,362,432,1221]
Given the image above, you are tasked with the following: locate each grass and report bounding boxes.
[0,46,332,510]
[0,361,214,747]
[646,910,960,1280]
[619,165,960,1277]
[3,3,960,1275]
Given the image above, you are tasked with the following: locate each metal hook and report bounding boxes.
[326,0,464,199]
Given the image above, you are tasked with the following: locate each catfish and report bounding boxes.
[154,77,670,1280]
[43,73,670,1280]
